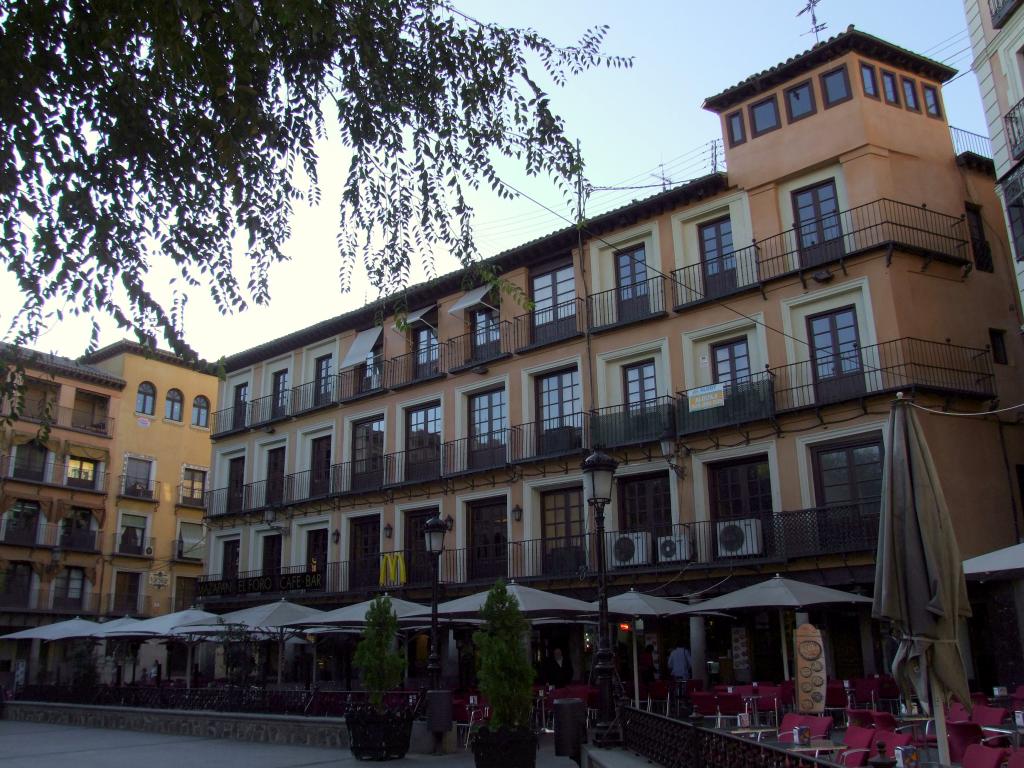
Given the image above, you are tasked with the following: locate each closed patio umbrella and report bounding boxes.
[873,396,972,766]
[682,574,871,680]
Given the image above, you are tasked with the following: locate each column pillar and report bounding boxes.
[689,613,707,686]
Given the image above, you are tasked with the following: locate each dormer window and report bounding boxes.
[749,96,781,137]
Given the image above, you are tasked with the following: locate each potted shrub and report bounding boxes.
[471,581,536,768]
[347,596,413,761]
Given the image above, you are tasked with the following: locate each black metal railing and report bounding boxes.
[177,484,206,508]
[1006,97,1024,161]
[0,516,38,546]
[950,126,992,159]
[205,485,250,517]
[112,533,156,558]
[448,322,512,371]
[991,0,1023,28]
[332,458,385,496]
[0,587,103,613]
[385,346,448,389]
[590,396,676,449]
[510,415,588,463]
[290,376,339,414]
[0,583,33,609]
[284,467,335,505]
[442,431,511,476]
[1,456,108,492]
[338,356,385,401]
[621,706,837,768]
[120,474,159,500]
[384,445,442,486]
[513,298,585,352]
[4,401,114,436]
[38,523,99,551]
[587,276,668,331]
[210,403,250,437]
[772,337,995,412]
[676,372,775,436]
[672,198,968,308]
[248,390,292,426]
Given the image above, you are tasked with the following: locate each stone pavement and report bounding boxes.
[0,721,581,767]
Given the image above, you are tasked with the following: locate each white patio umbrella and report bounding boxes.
[293,595,427,627]
[682,574,871,680]
[89,617,141,636]
[406,582,594,620]
[963,542,1024,580]
[0,617,101,641]
[177,600,325,684]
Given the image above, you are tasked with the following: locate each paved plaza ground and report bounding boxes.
[0,721,582,767]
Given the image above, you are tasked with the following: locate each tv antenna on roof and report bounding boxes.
[798,0,827,43]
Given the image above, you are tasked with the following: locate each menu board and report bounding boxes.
[795,623,826,714]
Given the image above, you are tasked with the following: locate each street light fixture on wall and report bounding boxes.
[659,429,687,479]
[582,448,619,745]
[423,514,448,691]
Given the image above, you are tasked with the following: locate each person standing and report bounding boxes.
[667,641,692,683]
[544,647,574,688]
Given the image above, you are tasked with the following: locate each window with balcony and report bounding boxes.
[618,472,671,537]
[710,456,772,521]
[748,95,780,137]
[192,395,210,428]
[271,369,289,419]
[52,566,85,611]
[820,65,851,108]
[541,487,585,577]
[123,456,153,498]
[61,507,95,550]
[181,467,207,506]
[881,70,900,106]
[404,507,437,584]
[226,456,245,512]
[0,562,33,607]
[351,416,384,491]
[72,390,109,432]
[807,305,864,403]
[623,359,657,406]
[118,513,148,555]
[222,539,240,579]
[965,205,993,272]
[22,379,57,420]
[2,500,40,546]
[136,382,156,415]
[901,77,920,112]
[922,84,942,117]
[726,110,746,147]
[535,367,582,456]
[468,498,507,580]
[66,457,97,489]
[264,446,285,507]
[784,80,816,122]
[711,338,751,384]
[13,441,48,482]
[412,323,440,381]
[471,305,502,362]
[262,533,282,576]
[811,436,883,548]
[174,576,196,611]
[468,388,507,470]
[232,382,248,430]
[177,521,203,560]
[113,571,141,614]
[349,516,379,588]
[530,262,577,345]
[860,62,878,99]
[165,388,183,421]
[314,354,333,406]
[405,401,441,482]
[614,244,651,325]
[699,216,736,299]
[792,178,843,268]
[1010,204,1024,262]
[309,435,332,497]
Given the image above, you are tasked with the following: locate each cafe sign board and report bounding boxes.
[687,383,726,412]
[197,569,324,598]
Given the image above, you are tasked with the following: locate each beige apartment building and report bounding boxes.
[0,342,217,685]
[200,29,1024,688]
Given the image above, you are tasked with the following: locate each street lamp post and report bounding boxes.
[424,514,448,691]
[582,449,619,745]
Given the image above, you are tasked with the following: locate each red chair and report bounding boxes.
[824,683,850,720]
[870,710,898,730]
[971,691,990,706]
[776,713,805,743]
[962,743,1010,768]
[846,708,874,728]
[973,705,1009,727]
[948,721,988,765]
[949,700,970,723]
[778,680,795,709]
[852,678,880,709]
[1006,749,1024,768]
[806,715,834,740]
[716,692,747,726]
[690,691,717,719]
[835,725,876,767]
[685,679,704,693]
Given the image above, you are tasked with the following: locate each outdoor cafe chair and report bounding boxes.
[870,730,912,757]
[973,704,1010,728]
[824,683,850,722]
[1007,748,1024,768]
[689,692,718,722]
[834,725,877,767]
[846,708,874,728]
[947,720,1009,765]
[775,713,807,743]
[851,678,879,709]
[646,679,670,715]
[715,693,747,727]
[960,743,1011,768]
[806,715,834,740]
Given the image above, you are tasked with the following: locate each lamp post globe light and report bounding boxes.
[424,514,448,691]
[581,449,618,744]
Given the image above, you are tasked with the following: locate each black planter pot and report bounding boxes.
[471,725,537,768]
[346,705,414,761]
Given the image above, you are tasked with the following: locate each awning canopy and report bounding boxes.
[392,305,435,331]
[340,327,383,368]
[447,285,492,316]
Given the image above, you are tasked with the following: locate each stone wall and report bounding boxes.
[4,701,348,748]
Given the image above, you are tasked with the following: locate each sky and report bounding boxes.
[4,0,985,362]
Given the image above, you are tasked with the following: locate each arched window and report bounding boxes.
[165,388,183,421]
[136,382,155,415]
[192,395,210,428]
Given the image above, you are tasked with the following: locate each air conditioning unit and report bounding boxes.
[716,518,764,557]
[610,532,651,568]
[656,533,692,563]
[144,545,154,556]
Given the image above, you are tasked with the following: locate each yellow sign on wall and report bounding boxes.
[688,383,726,412]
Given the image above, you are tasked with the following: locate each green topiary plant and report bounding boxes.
[473,581,535,729]
[353,596,405,710]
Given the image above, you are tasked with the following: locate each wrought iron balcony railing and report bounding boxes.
[442,431,511,477]
[509,415,588,463]
[120,474,159,501]
[772,337,995,412]
[1,456,108,492]
[0,516,39,546]
[671,198,968,308]
[1006,96,1024,162]
[990,0,1023,28]
[590,396,677,449]
[513,298,585,352]
[338,356,386,402]
[284,467,335,505]
[384,445,442,486]
[210,403,248,437]
[177,484,206,508]
[448,322,512,372]
[587,276,668,332]
[107,592,152,617]
[676,372,775,437]
[950,126,992,159]
[332,458,385,496]
[385,345,448,390]
[290,376,339,414]
[4,401,114,436]
[248,390,292,426]
[112,533,156,558]
[37,523,99,552]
